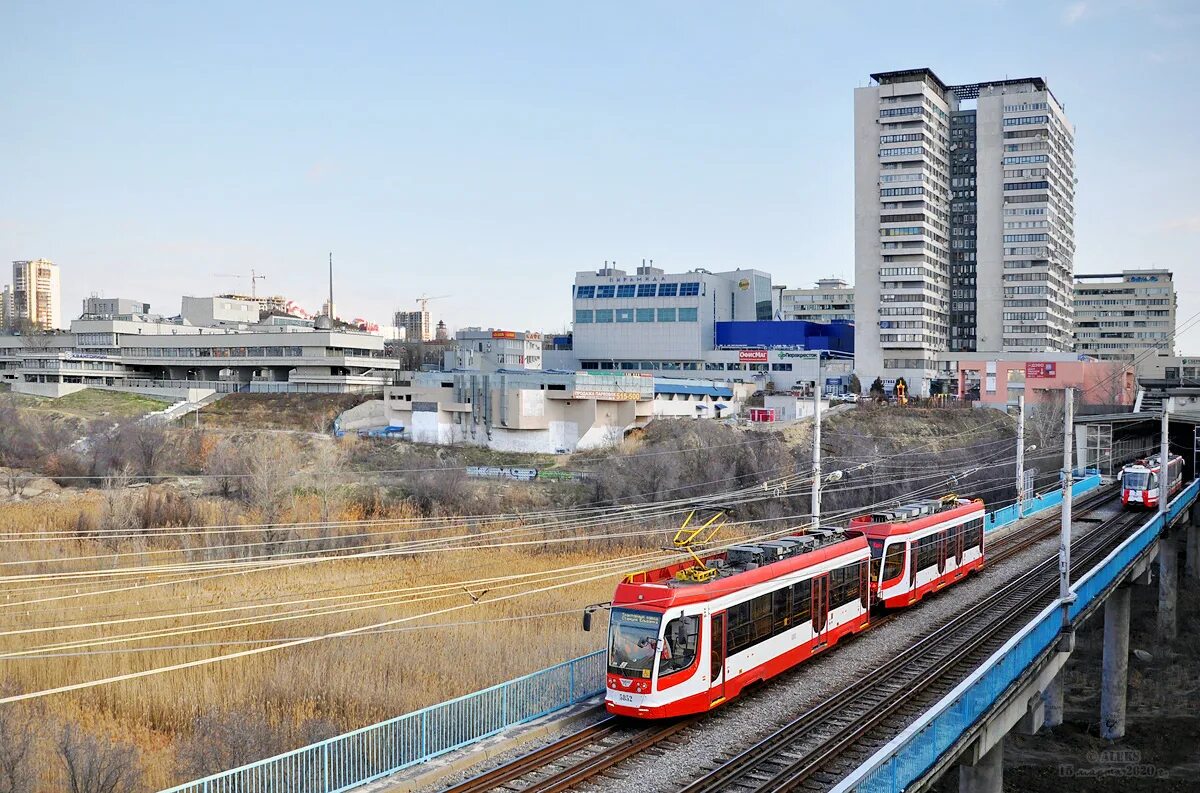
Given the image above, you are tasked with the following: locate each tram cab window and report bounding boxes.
[1123,471,1148,490]
[659,615,700,676]
[608,609,661,677]
[1147,473,1158,490]
[881,543,906,582]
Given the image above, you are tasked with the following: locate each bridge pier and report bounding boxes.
[1186,523,1199,581]
[1158,537,1178,640]
[1042,671,1064,728]
[1100,585,1131,740]
[958,738,1003,793]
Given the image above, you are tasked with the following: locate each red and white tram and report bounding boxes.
[1120,453,1184,508]
[850,497,986,608]
[601,496,985,719]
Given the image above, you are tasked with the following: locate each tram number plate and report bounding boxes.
[616,693,636,704]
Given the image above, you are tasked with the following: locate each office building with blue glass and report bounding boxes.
[569,263,854,390]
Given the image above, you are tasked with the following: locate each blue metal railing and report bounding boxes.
[161,472,1107,793]
[159,651,605,793]
[834,478,1199,793]
[984,471,1102,533]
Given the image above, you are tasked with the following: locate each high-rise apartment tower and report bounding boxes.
[11,259,62,330]
[854,69,1075,396]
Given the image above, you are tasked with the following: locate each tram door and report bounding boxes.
[811,574,830,644]
[937,531,947,575]
[709,612,726,704]
[953,526,965,567]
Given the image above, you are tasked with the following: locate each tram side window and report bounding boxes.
[772,587,792,632]
[859,561,869,607]
[727,602,752,654]
[659,615,700,675]
[791,579,812,624]
[963,518,983,551]
[830,563,860,608]
[882,543,906,581]
[914,536,935,571]
[750,594,773,642]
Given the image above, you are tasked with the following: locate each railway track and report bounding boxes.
[680,499,1136,792]
[440,486,1119,793]
[442,716,692,793]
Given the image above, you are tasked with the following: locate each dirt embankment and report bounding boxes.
[195,393,373,432]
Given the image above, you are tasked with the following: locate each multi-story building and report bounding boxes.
[12,259,62,330]
[567,263,852,390]
[395,310,432,342]
[81,297,152,318]
[855,69,1075,396]
[181,295,262,327]
[571,262,772,366]
[1073,269,1176,371]
[0,285,12,330]
[370,370,747,453]
[780,278,855,323]
[445,328,544,371]
[0,315,398,398]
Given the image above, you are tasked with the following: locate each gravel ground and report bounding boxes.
[581,502,1121,793]
[390,497,1120,793]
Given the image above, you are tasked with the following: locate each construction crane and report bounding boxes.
[415,294,449,312]
[213,269,268,298]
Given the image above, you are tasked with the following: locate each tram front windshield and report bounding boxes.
[608,608,661,677]
[1123,471,1149,490]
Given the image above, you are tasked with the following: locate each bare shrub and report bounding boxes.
[0,683,40,793]
[176,709,281,778]
[57,725,142,793]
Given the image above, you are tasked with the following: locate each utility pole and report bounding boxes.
[812,354,822,526]
[1059,387,1075,634]
[1016,395,1026,514]
[1160,407,1170,517]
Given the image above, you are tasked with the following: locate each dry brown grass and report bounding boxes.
[0,490,661,791]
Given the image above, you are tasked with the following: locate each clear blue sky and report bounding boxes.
[2,1,1197,346]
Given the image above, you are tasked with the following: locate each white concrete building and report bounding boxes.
[571,262,773,368]
[82,297,152,318]
[181,295,262,328]
[1073,269,1175,371]
[780,279,854,323]
[0,285,13,331]
[0,315,399,398]
[12,259,62,330]
[854,69,1075,396]
[367,370,748,453]
[445,328,544,371]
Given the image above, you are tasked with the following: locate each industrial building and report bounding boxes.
[854,69,1076,396]
[567,263,850,389]
[337,370,749,454]
[1073,269,1176,373]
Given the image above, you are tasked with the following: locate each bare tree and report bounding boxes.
[1026,389,1079,450]
[0,684,40,793]
[176,709,281,778]
[57,726,142,793]
[203,437,242,499]
[307,438,348,526]
[241,436,299,552]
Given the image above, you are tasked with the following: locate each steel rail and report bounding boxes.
[682,498,1135,792]
[441,487,1118,793]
